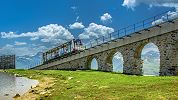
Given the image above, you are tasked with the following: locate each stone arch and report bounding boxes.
[105,49,124,73]
[134,40,161,76]
[134,40,149,59]
[105,49,117,66]
[141,43,160,76]
[86,55,99,70]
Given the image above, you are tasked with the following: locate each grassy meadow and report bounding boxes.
[3,69,178,100]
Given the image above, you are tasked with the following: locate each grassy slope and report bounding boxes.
[4,70,178,100]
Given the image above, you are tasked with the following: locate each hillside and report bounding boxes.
[5,70,178,100]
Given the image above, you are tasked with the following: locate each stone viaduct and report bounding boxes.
[32,17,178,76]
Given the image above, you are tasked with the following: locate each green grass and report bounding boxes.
[3,69,178,100]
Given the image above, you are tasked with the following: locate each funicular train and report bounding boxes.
[42,39,85,64]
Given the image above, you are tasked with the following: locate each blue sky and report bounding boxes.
[0,0,177,57]
[0,0,170,32]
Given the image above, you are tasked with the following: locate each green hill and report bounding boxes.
[4,70,178,100]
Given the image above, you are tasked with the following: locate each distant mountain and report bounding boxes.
[16,52,43,69]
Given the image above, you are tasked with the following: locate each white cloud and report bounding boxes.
[79,23,114,39]
[141,43,160,55]
[167,9,178,19]
[0,44,14,55]
[152,18,164,25]
[1,32,19,38]
[30,37,39,41]
[69,22,85,29]
[0,44,47,56]
[1,24,74,44]
[100,13,112,23]
[113,52,124,60]
[152,9,178,25]
[0,24,74,59]
[122,0,137,9]
[78,34,90,40]
[122,0,178,9]
[14,41,27,46]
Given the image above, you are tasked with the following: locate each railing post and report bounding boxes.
[109,33,112,40]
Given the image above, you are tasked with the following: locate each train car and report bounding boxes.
[42,39,85,64]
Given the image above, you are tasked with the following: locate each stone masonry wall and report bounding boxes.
[83,31,178,76]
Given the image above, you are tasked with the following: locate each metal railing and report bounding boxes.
[84,8,178,49]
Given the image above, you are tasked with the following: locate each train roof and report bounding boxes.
[44,39,82,54]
